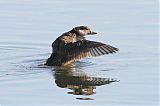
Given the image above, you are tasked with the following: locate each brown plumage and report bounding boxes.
[45,26,119,66]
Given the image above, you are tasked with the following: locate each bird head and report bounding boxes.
[72,26,97,36]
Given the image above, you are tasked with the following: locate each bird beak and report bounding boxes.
[88,32,97,35]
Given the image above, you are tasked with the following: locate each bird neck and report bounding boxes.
[69,29,85,40]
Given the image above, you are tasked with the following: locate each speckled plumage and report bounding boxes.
[45,26,118,66]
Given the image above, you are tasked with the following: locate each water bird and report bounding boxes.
[45,26,118,66]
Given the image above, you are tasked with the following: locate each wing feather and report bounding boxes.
[101,46,110,54]
[94,48,101,56]
[97,47,105,55]
[97,47,106,55]
[61,40,118,65]
[103,46,114,53]
[90,49,95,56]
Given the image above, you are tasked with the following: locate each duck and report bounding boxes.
[45,26,118,66]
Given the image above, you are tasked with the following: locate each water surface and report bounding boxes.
[0,0,158,106]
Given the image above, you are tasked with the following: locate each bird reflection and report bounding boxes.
[52,64,119,100]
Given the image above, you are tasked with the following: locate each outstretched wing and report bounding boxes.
[61,40,118,65]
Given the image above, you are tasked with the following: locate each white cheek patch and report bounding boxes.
[78,30,86,35]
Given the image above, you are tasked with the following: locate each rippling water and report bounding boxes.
[0,0,158,106]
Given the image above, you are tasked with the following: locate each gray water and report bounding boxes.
[0,0,158,106]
